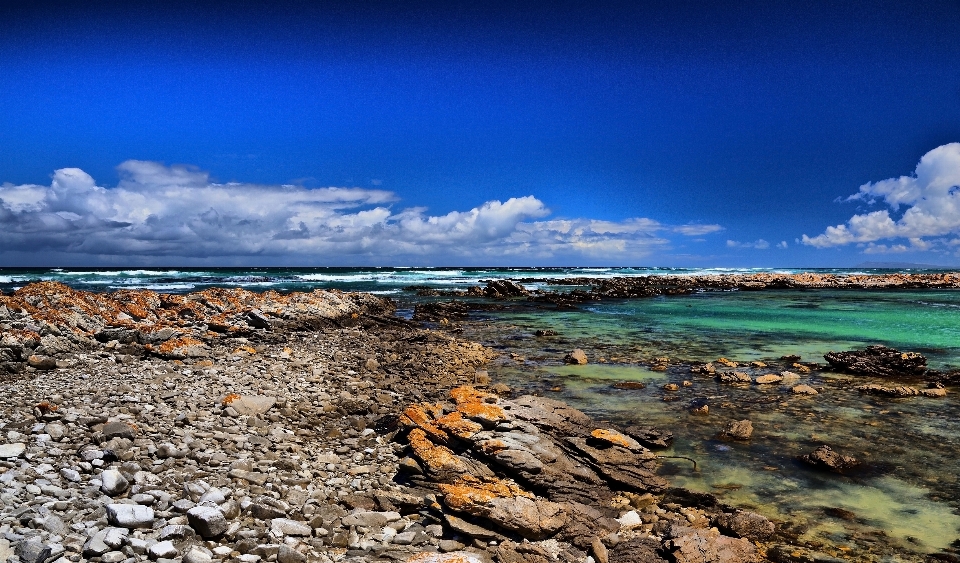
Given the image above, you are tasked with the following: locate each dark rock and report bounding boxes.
[799,445,859,473]
[720,420,753,441]
[100,421,136,441]
[483,280,529,298]
[824,345,927,378]
[26,355,57,370]
[608,537,669,563]
[534,329,558,337]
[564,349,588,365]
[623,425,673,449]
[714,511,775,541]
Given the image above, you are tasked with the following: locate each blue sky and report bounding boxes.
[1,1,959,266]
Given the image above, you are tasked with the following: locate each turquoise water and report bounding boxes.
[460,288,960,559]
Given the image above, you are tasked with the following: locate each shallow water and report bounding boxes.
[461,288,960,559]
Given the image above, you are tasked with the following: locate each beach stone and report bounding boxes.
[149,540,179,560]
[101,552,126,563]
[405,552,489,563]
[719,372,752,383]
[27,354,57,370]
[222,394,276,416]
[670,527,759,563]
[183,546,215,563]
[102,527,130,549]
[101,468,130,496]
[721,420,753,440]
[0,442,26,458]
[564,349,588,365]
[617,510,643,530]
[83,530,113,557]
[824,345,927,378]
[277,544,306,563]
[101,421,136,441]
[342,510,401,528]
[187,505,228,538]
[270,518,312,537]
[106,503,155,528]
[0,539,12,562]
[16,538,52,563]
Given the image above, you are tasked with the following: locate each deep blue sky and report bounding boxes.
[1,1,959,266]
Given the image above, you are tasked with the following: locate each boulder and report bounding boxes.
[714,511,775,540]
[0,443,26,459]
[106,504,155,528]
[720,420,753,441]
[564,349,588,365]
[799,445,859,473]
[27,354,57,370]
[222,394,276,416]
[670,527,759,563]
[824,345,927,378]
[186,506,228,538]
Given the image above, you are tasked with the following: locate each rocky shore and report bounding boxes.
[1,283,782,563]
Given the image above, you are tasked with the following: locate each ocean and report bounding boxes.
[4,266,960,556]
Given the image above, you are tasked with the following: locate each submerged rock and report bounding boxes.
[720,420,753,441]
[564,349,588,365]
[799,445,859,473]
[824,345,927,378]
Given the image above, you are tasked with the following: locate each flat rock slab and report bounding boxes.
[223,395,276,416]
[106,504,155,528]
[0,443,26,458]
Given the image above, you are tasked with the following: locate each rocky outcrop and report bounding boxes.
[0,282,395,370]
[823,345,927,378]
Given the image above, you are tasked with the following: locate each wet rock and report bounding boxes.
[754,374,782,384]
[623,425,674,449]
[720,420,753,440]
[824,345,927,378]
[791,384,818,395]
[564,349,588,365]
[483,280,530,298]
[800,445,859,473]
[713,511,775,540]
[855,384,920,397]
[719,372,752,384]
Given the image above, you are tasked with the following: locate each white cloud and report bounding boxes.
[802,143,960,250]
[726,239,770,249]
[0,161,723,263]
[776,241,788,249]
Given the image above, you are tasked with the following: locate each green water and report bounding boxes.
[463,289,960,560]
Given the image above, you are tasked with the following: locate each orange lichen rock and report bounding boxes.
[450,386,507,424]
[438,474,534,511]
[407,428,465,474]
[232,345,257,355]
[434,411,483,440]
[399,403,449,442]
[478,439,508,455]
[222,393,241,405]
[158,336,205,355]
[36,401,59,413]
[590,428,641,451]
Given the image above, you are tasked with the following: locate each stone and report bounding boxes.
[223,394,277,416]
[405,553,488,563]
[106,503,155,528]
[800,445,859,473]
[824,345,927,378]
[270,518,312,537]
[616,510,643,530]
[754,374,782,384]
[670,527,759,563]
[148,540,179,560]
[0,442,26,458]
[714,511,775,541]
[342,510,401,528]
[100,468,130,496]
[720,420,753,440]
[183,547,214,563]
[83,530,113,557]
[101,421,136,441]
[0,539,12,562]
[187,505,228,538]
[101,551,126,563]
[277,544,307,563]
[27,354,57,370]
[564,349,588,365]
[102,527,130,549]
[16,538,52,563]
[791,384,818,395]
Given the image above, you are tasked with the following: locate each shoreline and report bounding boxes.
[1,281,958,562]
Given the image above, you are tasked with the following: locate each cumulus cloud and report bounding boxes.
[0,161,722,263]
[802,143,960,251]
[726,239,770,249]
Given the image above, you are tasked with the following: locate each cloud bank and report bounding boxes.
[802,143,960,253]
[0,161,721,264]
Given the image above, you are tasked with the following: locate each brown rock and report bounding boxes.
[799,445,859,473]
[720,420,752,440]
[564,349,588,365]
